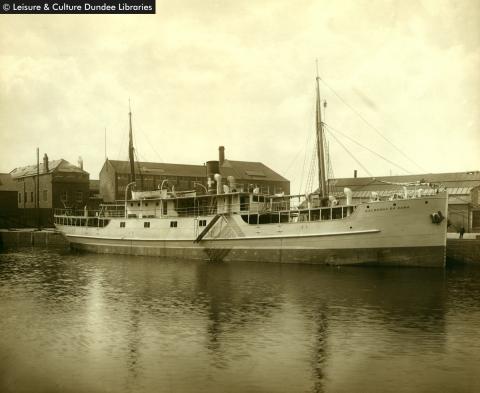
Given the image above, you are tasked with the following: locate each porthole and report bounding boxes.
[425,201,428,204]
[393,203,396,207]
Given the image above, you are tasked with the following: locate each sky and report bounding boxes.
[0,0,479,194]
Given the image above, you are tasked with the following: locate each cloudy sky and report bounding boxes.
[1,0,479,193]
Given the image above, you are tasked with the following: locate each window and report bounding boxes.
[199,219,207,227]
[60,191,68,202]
[144,222,150,228]
[163,202,167,215]
[43,190,47,201]
[170,221,177,228]
[75,191,83,203]
[120,222,125,228]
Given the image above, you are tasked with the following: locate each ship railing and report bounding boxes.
[54,208,124,217]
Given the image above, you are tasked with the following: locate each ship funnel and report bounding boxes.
[344,188,353,205]
[206,160,220,194]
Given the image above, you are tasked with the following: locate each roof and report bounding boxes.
[0,173,16,191]
[221,160,288,182]
[330,171,480,192]
[10,159,88,179]
[107,159,289,183]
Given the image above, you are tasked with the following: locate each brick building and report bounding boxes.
[329,171,480,233]
[0,173,19,228]
[10,155,90,226]
[100,146,290,202]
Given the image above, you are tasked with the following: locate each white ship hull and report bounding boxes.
[55,193,448,267]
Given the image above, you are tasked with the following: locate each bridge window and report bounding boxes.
[144,222,150,228]
[170,221,177,228]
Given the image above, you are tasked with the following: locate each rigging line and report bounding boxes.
[318,77,427,172]
[324,123,412,175]
[136,126,165,163]
[325,129,373,177]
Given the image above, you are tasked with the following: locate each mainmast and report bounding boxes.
[128,100,136,184]
[315,63,328,198]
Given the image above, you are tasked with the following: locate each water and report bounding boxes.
[0,249,479,393]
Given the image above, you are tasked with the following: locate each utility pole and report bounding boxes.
[36,147,40,230]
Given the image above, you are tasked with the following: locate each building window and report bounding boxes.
[43,190,47,201]
[61,191,68,202]
[18,193,21,203]
[473,211,480,228]
[120,222,125,228]
[170,221,177,228]
[144,222,150,228]
[76,191,83,203]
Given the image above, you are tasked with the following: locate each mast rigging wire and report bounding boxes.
[325,129,373,177]
[325,123,412,175]
[318,77,427,173]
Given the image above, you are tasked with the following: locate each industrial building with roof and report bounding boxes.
[99,146,290,202]
[9,155,90,227]
[329,171,480,233]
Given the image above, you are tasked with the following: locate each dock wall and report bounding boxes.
[447,239,480,265]
[0,230,69,251]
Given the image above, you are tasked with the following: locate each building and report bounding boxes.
[0,173,19,228]
[99,146,290,202]
[10,155,90,226]
[329,171,480,233]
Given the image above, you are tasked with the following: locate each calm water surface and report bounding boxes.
[0,248,479,393]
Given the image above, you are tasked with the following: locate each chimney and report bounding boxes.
[219,146,225,166]
[354,169,357,178]
[78,156,83,170]
[43,153,49,172]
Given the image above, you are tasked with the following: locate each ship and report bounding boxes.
[54,75,448,267]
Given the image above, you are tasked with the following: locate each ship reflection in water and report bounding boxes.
[0,250,479,393]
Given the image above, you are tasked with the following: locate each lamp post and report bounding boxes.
[125,181,136,219]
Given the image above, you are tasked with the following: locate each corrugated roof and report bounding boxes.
[10,159,88,178]
[107,159,289,182]
[0,173,16,191]
[330,171,480,192]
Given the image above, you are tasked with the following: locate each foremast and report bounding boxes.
[128,100,136,184]
[315,63,328,198]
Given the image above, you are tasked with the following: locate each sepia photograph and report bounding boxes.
[0,1,479,392]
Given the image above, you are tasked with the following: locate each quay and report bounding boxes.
[0,229,69,250]
[447,235,480,265]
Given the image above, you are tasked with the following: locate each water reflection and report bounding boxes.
[0,249,479,393]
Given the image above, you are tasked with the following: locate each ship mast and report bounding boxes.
[128,100,136,184]
[315,62,328,198]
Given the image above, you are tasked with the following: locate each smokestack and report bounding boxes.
[43,153,49,172]
[78,156,83,170]
[219,146,225,166]
[354,169,357,178]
